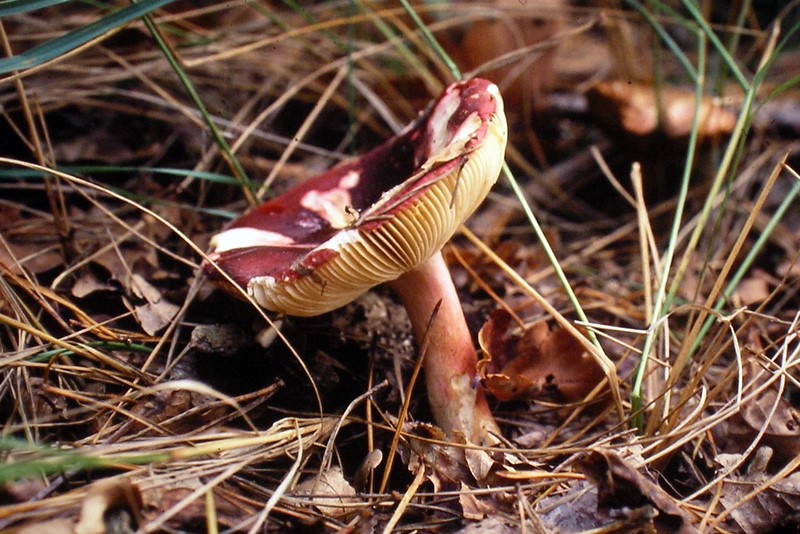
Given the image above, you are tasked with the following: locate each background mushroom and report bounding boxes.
[203,78,508,444]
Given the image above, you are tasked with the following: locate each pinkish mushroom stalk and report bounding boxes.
[203,79,507,444]
[390,252,499,442]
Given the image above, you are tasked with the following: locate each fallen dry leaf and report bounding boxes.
[71,271,114,298]
[130,272,161,302]
[0,241,64,276]
[294,466,357,518]
[133,299,180,335]
[716,447,800,533]
[127,274,179,335]
[477,309,606,403]
[576,449,697,534]
[733,268,774,306]
[536,476,606,532]
[741,389,800,443]
[464,445,495,483]
[715,338,800,468]
[458,481,495,521]
[723,388,800,468]
[398,421,474,490]
[734,276,771,306]
[90,243,159,295]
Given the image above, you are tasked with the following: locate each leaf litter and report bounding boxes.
[477,308,607,404]
[1,2,800,533]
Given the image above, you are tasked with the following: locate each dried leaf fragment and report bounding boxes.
[0,241,63,276]
[294,466,357,518]
[724,389,800,468]
[576,450,697,534]
[458,482,494,521]
[133,299,180,335]
[354,449,383,493]
[717,447,800,533]
[715,345,800,468]
[734,273,771,305]
[71,271,114,298]
[398,421,474,489]
[128,273,179,335]
[477,309,605,403]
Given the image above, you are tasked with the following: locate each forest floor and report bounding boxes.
[1,2,800,533]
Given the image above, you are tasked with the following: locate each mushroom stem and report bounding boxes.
[389,251,499,444]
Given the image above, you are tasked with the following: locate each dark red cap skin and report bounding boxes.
[203,78,500,293]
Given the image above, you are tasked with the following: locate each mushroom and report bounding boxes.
[203,79,507,444]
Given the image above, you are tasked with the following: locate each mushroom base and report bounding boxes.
[389,252,499,445]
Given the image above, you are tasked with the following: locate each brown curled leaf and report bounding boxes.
[477,309,605,403]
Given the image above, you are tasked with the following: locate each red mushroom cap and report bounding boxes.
[204,78,507,316]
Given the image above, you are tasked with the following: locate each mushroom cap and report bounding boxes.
[204,78,508,316]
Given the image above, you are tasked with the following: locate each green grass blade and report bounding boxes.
[627,0,698,82]
[356,0,442,93]
[681,0,749,90]
[140,14,255,206]
[689,160,799,360]
[0,166,245,219]
[0,165,244,185]
[0,0,177,74]
[0,0,72,16]
[0,436,166,483]
[630,28,707,430]
[31,341,152,363]
[399,0,460,80]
